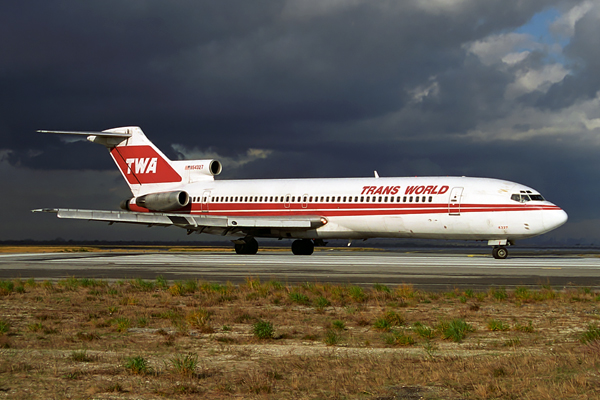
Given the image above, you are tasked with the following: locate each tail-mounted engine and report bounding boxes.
[121,190,190,212]
[171,159,222,183]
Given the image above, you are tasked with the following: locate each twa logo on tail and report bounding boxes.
[126,158,158,174]
[110,146,181,184]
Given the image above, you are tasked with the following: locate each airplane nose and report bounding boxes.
[543,207,568,231]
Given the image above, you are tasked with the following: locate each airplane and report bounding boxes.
[33,126,568,259]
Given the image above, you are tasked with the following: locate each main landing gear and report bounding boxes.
[233,237,316,255]
[291,239,314,255]
[492,246,508,259]
[234,237,259,255]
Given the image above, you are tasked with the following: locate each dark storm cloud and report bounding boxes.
[1,0,598,242]
[538,5,600,109]
[1,0,558,156]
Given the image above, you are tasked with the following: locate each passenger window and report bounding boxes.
[326,196,330,202]
[366,197,370,203]
[337,196,341,202]
[415,196,419,202]
[355,196,359,202]
[286,196,290,202]
[403,196,407,202]
[303,196,307,202]
[384,196,388,202]
[360,196,364,202]
[409,196,413,202]
[428,196,432,202]
[342,196,346,202]
[422,196,426,202]
[378,196,382,202]
[309,196,312,202]
[397,196,401,202]
[291,196,295,202]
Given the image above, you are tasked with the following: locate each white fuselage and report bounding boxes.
[130,176,567,242]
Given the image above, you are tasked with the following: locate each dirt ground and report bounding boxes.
[1,276,600,399]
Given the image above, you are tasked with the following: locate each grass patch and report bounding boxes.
[0,319,10,334]
[580,324,600,344]
[169,353,198,377]
[438,318,474,342]
[487,319,510,331]
[253,321,274,340]
[324,329,342,346]
[288,292,310,305]
[124,356,151,375]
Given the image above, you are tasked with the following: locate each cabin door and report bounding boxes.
[448,187,463,216]
[201,191,211,213]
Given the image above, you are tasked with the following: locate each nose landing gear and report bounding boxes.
[492,246,508,259]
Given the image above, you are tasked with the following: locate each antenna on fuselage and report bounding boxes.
[374,171,379,178]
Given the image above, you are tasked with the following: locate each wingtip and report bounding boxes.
[31,208,58,213]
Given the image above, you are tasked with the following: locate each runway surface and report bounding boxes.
[1,250,600,290]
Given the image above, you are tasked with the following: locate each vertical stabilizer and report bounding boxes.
[100,127,182,195]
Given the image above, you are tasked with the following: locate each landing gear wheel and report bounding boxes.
[234,238,259,255]
[291,239,314,255]
[492,246,508,259]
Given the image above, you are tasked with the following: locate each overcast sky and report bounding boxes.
[1,0,599,245]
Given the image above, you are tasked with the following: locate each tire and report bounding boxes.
[301,239,314,255]
[291,239,314,255]
[234,243,245,254]
[291,240,303,255]
[492,246,508,259]
[234,237,259,255]
[245,237,259,255]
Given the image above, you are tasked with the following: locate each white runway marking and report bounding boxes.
[33,252,600,269]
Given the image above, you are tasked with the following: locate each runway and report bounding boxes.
[1,250,600,290]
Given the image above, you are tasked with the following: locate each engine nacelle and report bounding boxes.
[171,159,222,183]
[134,190,190,212]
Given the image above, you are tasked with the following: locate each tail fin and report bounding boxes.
[39,126,222,196]
[102,126,182,189]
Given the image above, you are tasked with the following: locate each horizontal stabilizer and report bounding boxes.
[37,130,132,138]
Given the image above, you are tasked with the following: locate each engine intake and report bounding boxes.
[135,190,190,212]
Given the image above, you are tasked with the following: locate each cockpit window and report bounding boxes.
[511,193,545,202]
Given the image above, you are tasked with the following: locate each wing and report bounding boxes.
[32,208,326,236]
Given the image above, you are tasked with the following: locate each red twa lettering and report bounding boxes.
[125,158,158,174]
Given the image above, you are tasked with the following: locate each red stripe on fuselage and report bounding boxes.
[128,202,561,216]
